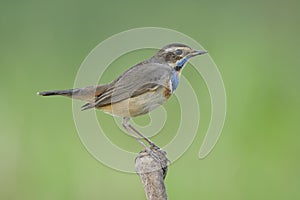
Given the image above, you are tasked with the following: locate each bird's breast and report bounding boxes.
[162,70,180,99]
[169,70,180,93]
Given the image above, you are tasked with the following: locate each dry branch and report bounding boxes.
[135,148,169,200]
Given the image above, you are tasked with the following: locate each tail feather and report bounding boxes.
[37,89,74,97]
[38,85,110,110]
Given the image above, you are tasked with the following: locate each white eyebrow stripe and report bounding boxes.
[164,47,191,52]
[164,48,175,52]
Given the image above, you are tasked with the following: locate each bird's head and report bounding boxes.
[152,43,207,71]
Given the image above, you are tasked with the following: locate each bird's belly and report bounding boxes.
[99,88,169,117]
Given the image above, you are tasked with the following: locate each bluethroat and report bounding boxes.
[38,43,207,152]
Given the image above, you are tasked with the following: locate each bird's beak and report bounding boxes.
[187,50,208,59]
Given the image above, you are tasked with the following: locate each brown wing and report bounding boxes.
[81,62,172,110]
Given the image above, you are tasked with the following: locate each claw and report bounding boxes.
[145,147,162,163]
[150,142,160,149]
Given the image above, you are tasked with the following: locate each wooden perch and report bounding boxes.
[135,148,169,200]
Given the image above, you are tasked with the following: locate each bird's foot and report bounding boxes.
[145,147,162,164]
[150,143,167,156]
[149,142,160,150]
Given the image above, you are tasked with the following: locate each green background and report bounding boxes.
[1,0,300,199]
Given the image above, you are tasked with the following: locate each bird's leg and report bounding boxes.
[122,117,148,150]
[128,123,168,161]
[127,124,160,150]
[122,117,161,162]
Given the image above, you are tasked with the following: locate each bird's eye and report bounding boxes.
[175,49,183,55]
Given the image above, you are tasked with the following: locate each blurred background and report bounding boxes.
[1,0,300,199]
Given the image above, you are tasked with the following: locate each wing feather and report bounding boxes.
[81,62,172,110]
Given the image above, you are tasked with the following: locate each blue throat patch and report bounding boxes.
[176,57,188,68]
[171,71,179,91]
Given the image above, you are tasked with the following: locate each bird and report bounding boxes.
[38,43,207,154]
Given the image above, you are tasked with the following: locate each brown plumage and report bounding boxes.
[38,43,207,150]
